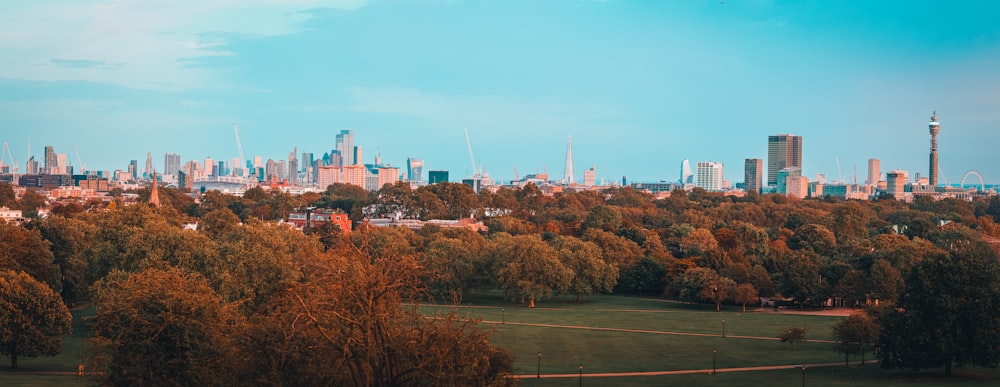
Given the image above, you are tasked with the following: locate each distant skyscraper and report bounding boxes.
[204,157,214,177]
[744,158,763,194]
[129,160,138,180]
[301,152,313,173]
[583,166,597,186]
[56,154,68,174]
[407,158,424,182]
[563,135,574,184]
[776,167,801,195]
[144,152,153,179]
[928,112,940,188]
[887,170,909,198]
[335,130,355,167]
[786,175,809,199]
[867,158,880,186]
[44,146,56,174]
[164,153,181,177]
[288,147,299,186]
[26,157,39,175]
[696,161,724,191]
[428,170,449,184]
[680,159,694,185]
[767,134,802,186]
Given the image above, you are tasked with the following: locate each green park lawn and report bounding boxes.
[3,296,998,386]
[423,294,1000,386]
[0,306,94,386]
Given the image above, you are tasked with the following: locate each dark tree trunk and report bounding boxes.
[11,353,17,369]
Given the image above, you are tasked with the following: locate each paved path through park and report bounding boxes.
[480,319,837,344]
[510,360,880,379]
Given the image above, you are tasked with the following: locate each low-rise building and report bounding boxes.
[287,207,351,233]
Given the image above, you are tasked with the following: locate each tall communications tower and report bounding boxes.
[928,111,940,188]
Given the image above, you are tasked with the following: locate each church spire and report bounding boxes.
[149,170,161,208]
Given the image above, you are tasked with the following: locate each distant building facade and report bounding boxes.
[767,134,802,186]
[744,158,763,194]
[695,161,724,191]
[428,170,449,184]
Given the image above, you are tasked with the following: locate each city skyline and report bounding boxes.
[3,1,1000,184]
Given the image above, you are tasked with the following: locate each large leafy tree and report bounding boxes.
[833,312,878,366]
[90,267,240,385]
[0,222,58,291]
[495,234,572,307]
[550,236,618,303]
[0,270,72,368]
[234,244,512,386]
[877,242,1000,375]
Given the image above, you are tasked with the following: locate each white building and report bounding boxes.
[695,161,724,192]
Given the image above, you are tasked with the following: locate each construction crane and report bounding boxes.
[73,146,87,174]
[464,128,480,192]
[1,141,18,176]
[233,123,245,175]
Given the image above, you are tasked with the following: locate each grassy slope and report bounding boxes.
[3,295,998,386]
[0,307,94,386]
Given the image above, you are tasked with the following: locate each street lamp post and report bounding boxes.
[722,319,726,338]
[801,364,807,387]
[579,364,583,387]
[713,348,717,374]
[537,352,541,379]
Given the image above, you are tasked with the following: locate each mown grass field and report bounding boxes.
[423,294,1000,386]
[3,295,998,386]
[0,306,95,386]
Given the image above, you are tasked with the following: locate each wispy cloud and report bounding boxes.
[51,58,123,69]
[1,0,367,90]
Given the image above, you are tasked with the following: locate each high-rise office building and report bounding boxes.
[407,158,424,182]
[288,147,299,186]
[25,157,39,175]
[335,130,355,167]
[301,152,313,173]
[867,158,880,186]
[744,158,763,194]
[886,170,908,198]
[55,154,68,174]
[144,152,153,179]
[583,166,597,186]
[695,161,724,192]
[128,160,137,179]
[928,112,940,188]
[680,159,694,185]
[767,134,802,186]
[563,135,574,184]
[776,167,801,195]
[164,153,181,177]
[44,146,57,174]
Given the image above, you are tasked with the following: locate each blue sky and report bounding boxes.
[2,0,999,185]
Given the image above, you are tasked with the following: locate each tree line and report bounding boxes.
[3,181,1000,381]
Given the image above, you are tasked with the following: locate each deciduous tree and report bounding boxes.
[90,268,239,385]
[832,312,878,366]
[496,234,572,307]
[877,242,1000,375]
[780,326,807,351]
[0,270,72,368]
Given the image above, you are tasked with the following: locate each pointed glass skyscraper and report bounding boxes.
[563,135,574,184]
